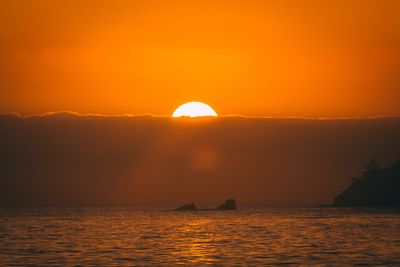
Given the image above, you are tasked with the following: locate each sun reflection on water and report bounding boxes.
[1,208,400,266]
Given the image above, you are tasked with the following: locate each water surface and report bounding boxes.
[1,207,400,266]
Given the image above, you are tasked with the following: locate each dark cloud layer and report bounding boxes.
[1,114,399,206]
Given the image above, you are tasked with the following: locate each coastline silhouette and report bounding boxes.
[332,159,400,207]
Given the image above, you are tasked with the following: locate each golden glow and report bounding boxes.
[1,1,400,117]
[172,102,217,118]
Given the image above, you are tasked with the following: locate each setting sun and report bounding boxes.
[172,102,217,118]
[2,1,400,265]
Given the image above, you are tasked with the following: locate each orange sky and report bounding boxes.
[1,0,399,117]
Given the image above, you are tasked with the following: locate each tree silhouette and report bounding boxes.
[333,159,400,207]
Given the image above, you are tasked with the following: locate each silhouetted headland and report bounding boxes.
[173,199,237,211]
[332,159,400,207]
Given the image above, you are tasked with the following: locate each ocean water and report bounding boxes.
[1,207,400,266]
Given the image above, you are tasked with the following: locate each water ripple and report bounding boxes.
[0,207,400,266]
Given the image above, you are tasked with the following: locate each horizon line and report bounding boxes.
[1,110,400,121]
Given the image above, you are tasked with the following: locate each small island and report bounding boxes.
[217,199,237,210]
[174,199,237,211]
[332,159,400,207]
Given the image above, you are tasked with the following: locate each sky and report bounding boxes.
[1,0,400,117]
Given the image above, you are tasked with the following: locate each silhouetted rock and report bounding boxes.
[173,199,237,211]
[332,159,400,207]
[217,199,237,210]
[175,203,197,211]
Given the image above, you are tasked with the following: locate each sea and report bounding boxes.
[1,207,400,266]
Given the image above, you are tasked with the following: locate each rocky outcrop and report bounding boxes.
[174,199,237,211]
[217,199,237,210]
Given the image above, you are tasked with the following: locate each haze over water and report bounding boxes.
[1,207,399,266]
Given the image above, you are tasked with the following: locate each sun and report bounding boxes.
[172,101,218,118]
